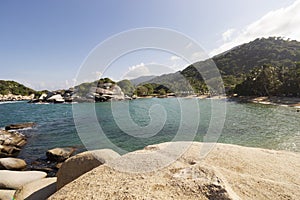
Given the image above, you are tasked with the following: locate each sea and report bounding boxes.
[0,98,299,163]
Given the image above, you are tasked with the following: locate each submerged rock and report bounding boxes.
[56,149,120,190]
[46,147,75,162]
[0,158,26,170]
[5,122,36,130]
[0,170,47,189]
[14,177,57,200]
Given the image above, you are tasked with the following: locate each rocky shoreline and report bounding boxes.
[1,125,300,200]
[0,94,34,102]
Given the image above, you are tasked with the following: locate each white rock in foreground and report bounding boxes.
[57,149,120,190]
[14,177,57,200]
[49,142,300,200]
[0,170,47,189]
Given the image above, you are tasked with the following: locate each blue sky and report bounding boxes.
[0,0,299,90]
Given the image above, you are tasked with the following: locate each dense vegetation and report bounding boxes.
[0,80,36,96]
[235,63,300,97]
[144,37,300,96]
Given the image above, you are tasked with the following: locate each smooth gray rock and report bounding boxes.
[0,170,47,189]
[14,177,57,200]
[0,158,26,170]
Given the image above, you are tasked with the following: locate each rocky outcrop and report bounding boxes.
[49,142,300,200]
[86,84,125,102]
[46,147,75,162]
[5,122,36,130]
[56,149,120,190]
[0,130,27,157]
[0,158,26,170]
[0,170,47,189]
[0,94,34,102]
[14,177,57,200]
[29,89,75,104]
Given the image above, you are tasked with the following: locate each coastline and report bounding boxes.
[230,96,300,109]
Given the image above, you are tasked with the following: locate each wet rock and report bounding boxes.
[46,147,75,162]
[5,122,36,130]
[0,130,27,157]
[0,158,27,170]
[57,149,120,190]
[14,177,57,200]
[0,170,47,189]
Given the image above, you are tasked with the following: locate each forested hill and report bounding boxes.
[0,80,36,96]
[144,37,300,95]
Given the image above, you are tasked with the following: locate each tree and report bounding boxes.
[136,86,148,96]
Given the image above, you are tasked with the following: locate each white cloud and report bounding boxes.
[124,63,151,79]
[170,55,181,61]
[222,28,236,42]
[210,0,300,56]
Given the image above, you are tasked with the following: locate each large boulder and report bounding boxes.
[0,170,47,189]
[47,94,65,103]
[0,189,16,200]
[46,147,75,162]
[14,177,57,200]
[56,149,120,190]
[49,142,300,200]
[5,122,36,130]
[0,158,26,170]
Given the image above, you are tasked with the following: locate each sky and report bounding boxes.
[0,0,299,90]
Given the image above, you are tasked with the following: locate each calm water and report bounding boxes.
[0,98,299,162]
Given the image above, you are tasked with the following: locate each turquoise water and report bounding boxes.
[0,99,299,162]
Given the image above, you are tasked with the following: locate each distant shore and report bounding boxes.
[230,96,300,108]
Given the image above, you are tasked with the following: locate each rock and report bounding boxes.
[0,189,16,200]
[0,130,27,157]
[38,93,48,100]
[46,147,75,162]
[0,158,26,170]
[0,170,47,189]
[47,94,65,103]
[14,177,57,200]
[56,149,120,190]
[5,122,36,130]
[49,142,300,200]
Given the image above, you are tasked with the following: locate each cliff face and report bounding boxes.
[49,142,300,200]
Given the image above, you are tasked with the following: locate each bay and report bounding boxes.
[0,98,299,163]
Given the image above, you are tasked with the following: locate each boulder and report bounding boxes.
[46,147,75,162]
[0,130,27,157]
[49,142,300,200]
[0,158,26,170]
[0,170,47,189]
[14,177,57,200]
[5,122,36,130]
[56,149,120,189]
[47,94,65,103]
[0,189,16,200]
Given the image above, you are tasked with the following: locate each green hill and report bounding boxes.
[144,37,300,95]
[0,80,36,96]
